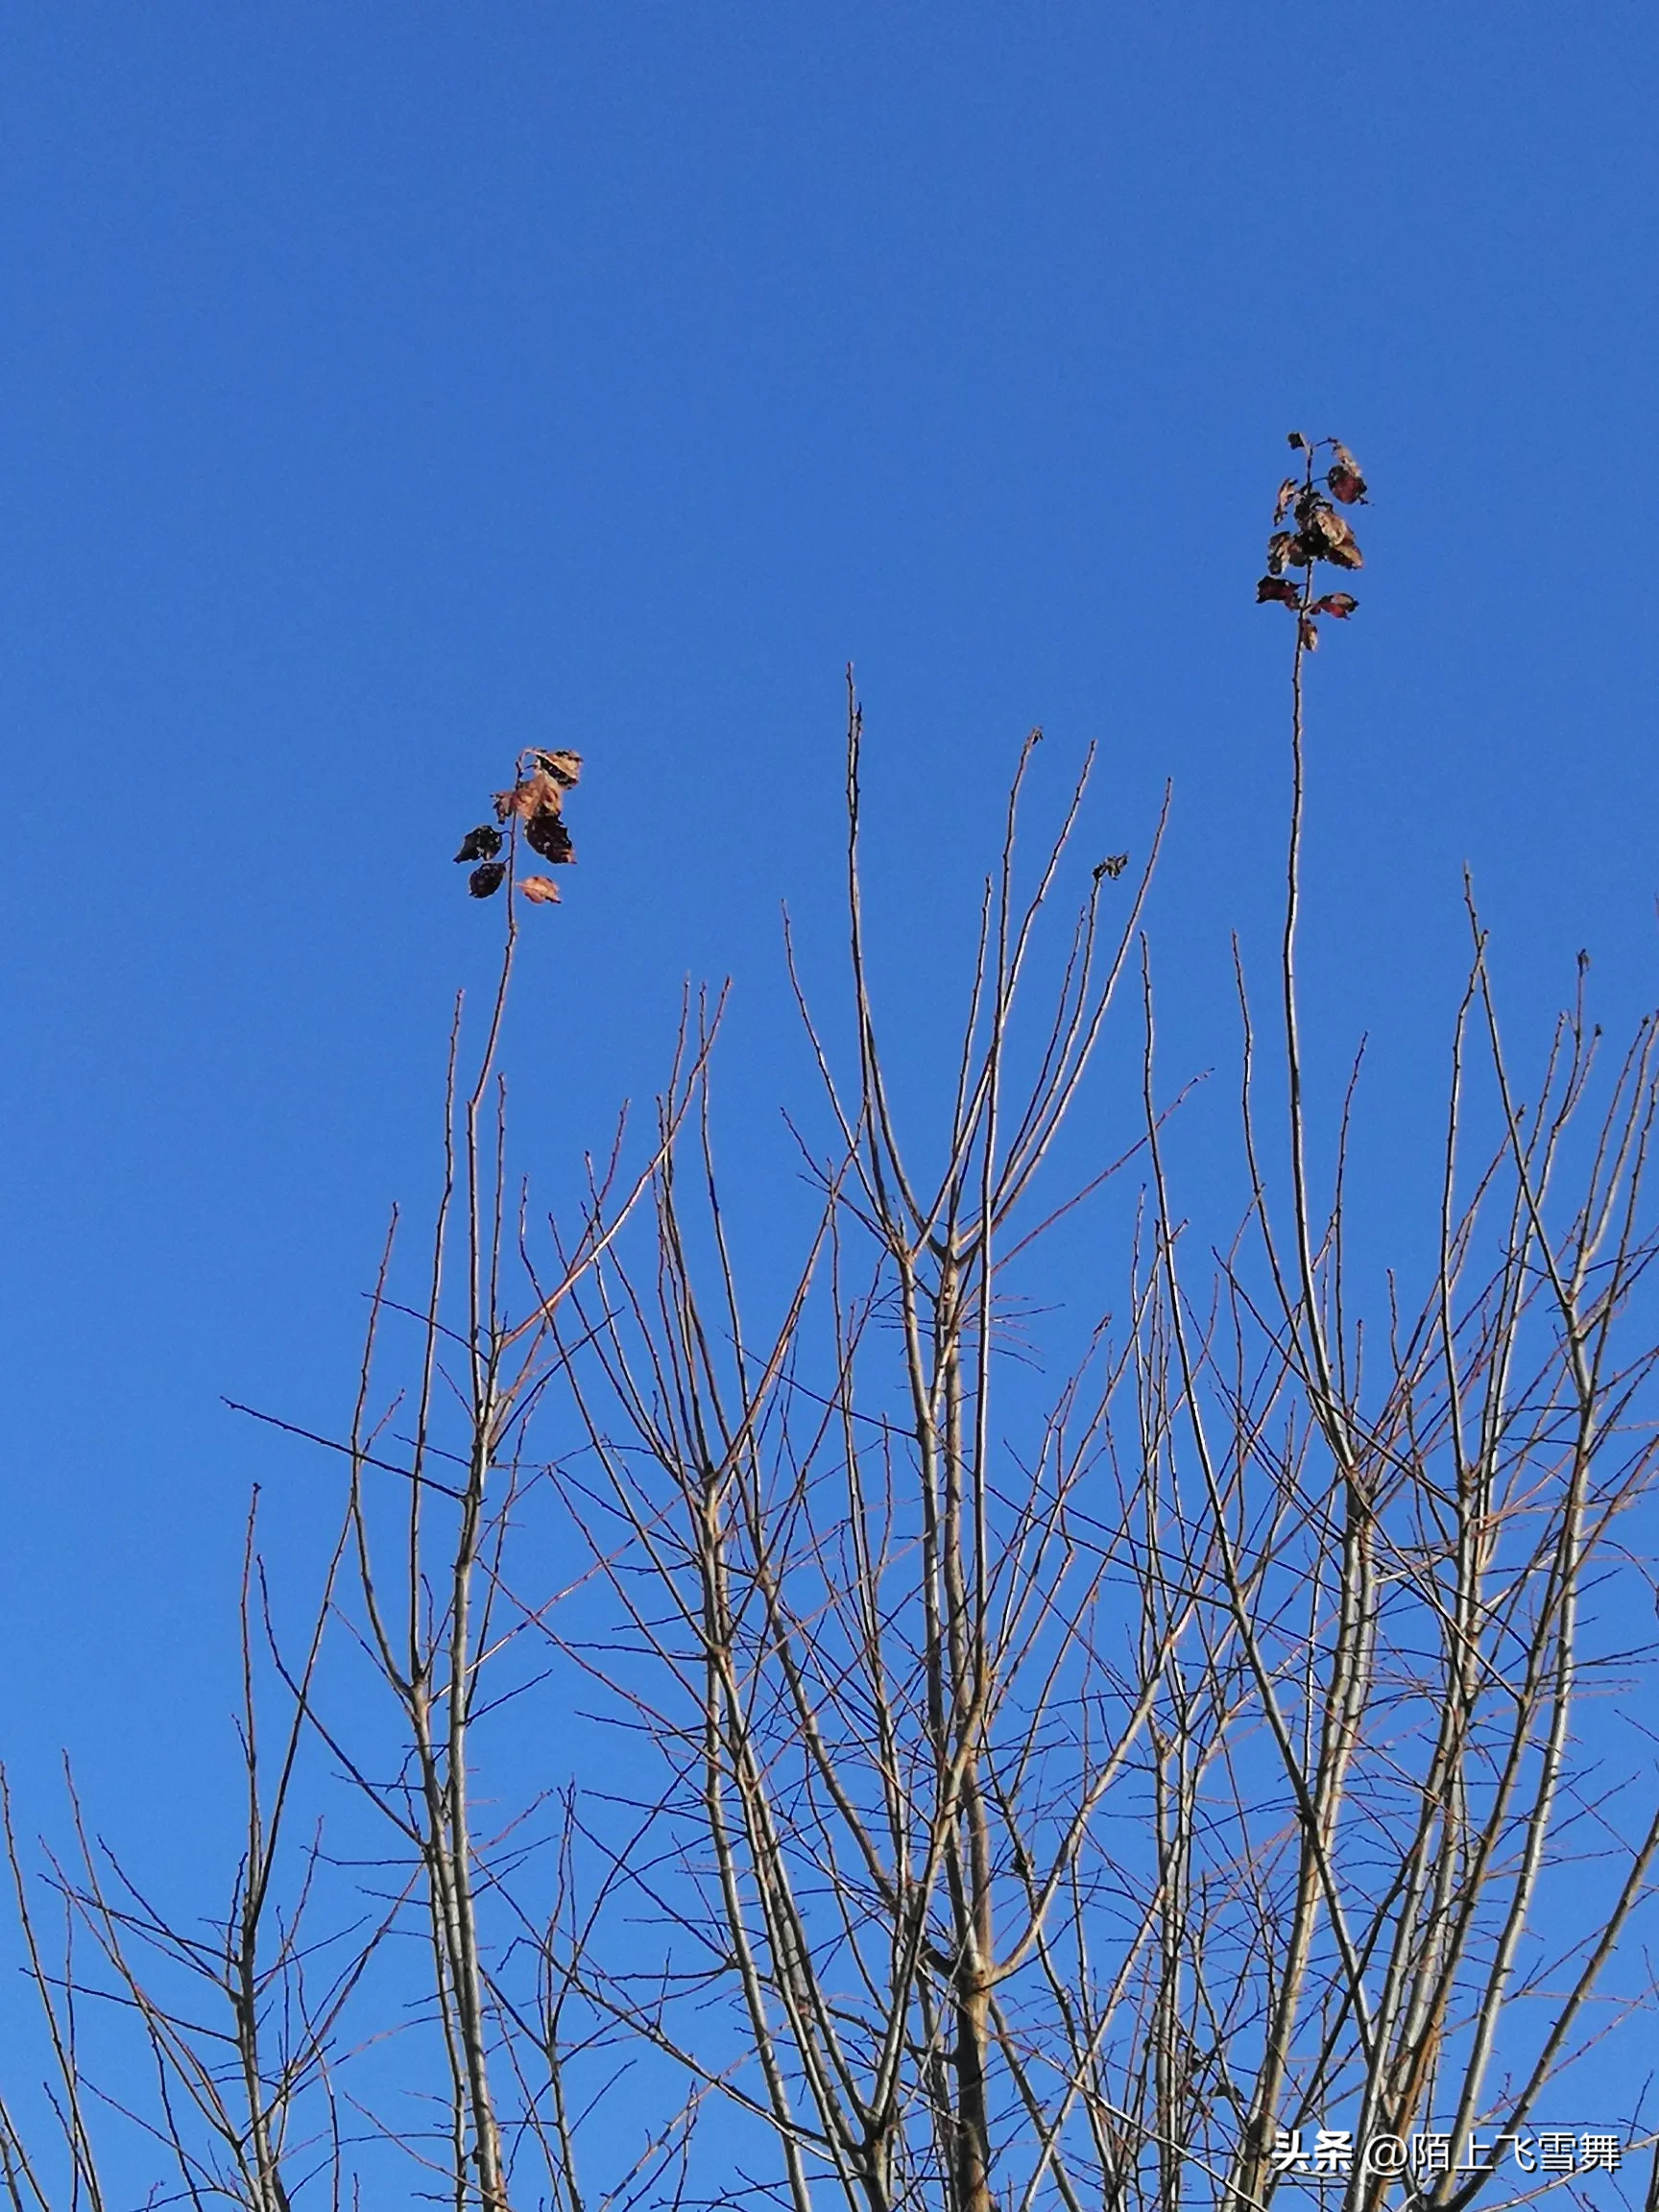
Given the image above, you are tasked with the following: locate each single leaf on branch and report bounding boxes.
[1266,530,1297,575]
[1310,591,1358,618]
[1274,477,1299,524]
[517,875,563,904]
[1257,576,1301,606]
[494,771,565,825]
[1299,615,1320,651]
[453,825,503,863]
[1296,500,1363,569]
[532,749,583,787]
[525,812,575,864]
[1327,454,1368,504]
[1094,853,1129,879]
[469,861,507,899]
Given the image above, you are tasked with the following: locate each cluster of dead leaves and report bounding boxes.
[453,748,582,904]
[1256,432,1366,650]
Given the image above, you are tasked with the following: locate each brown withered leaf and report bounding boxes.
[1274,476,1299,524]
[454,825,503,863]
[1266,530,1297,575]
[469,861,507,899]
[525,811,575,864]
[1299,502,1363,569]
[532,749,583,787]
[1310,591,1358,618]
[1299,615,1319,652]
[494,771,564,825]
[1094,853,1130,880]
[517,876,562,904]
[1257,575,1301,606]
[1287,430,1309,449]
[1327,461,1368,505]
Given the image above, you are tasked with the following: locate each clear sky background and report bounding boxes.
[3,0,1658,2071]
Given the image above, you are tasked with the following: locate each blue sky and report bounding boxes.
[3,0,1658,2127]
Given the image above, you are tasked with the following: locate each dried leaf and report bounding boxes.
[493,772,565,825]
[469,861,507,899]
[1299,615,1319,652]
[525,811,575,864]
[1266,530,1297,575]
[454,825,503,864]
[1094,853,1130,880]
[1274,477,1299,525]
[533,749,583,787]
[1327,461,1368,505]
[517,875,562,904]
[1257,575,1301,606]
[1287,430,1309,449]
[1310,591,1358,618]
[1298,501,1363,569]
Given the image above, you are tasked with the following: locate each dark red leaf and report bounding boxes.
[1257,576,1301,606]
[1327,463,1367,505]
[1310,592,1358,618]
[525,811,575,864]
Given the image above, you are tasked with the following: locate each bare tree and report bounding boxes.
[533,445,1659,2211]
[6,446,1658,2212]
[0,1494,376,2212]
